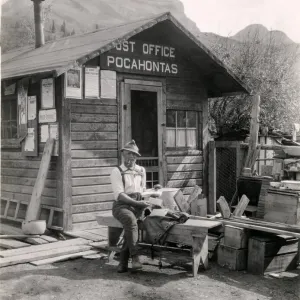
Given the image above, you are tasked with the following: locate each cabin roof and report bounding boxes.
[1,12,251,96]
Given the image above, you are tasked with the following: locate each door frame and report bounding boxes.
[120,78,167,186]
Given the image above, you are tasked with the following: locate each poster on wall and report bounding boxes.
[41,78,55,108]
[18,81,28,125]
[24,128,35,152]
[40,124,49,143]
[65,68,82,99]
[49,123,59,156]
[39,109,57,123]
[85,67,100,98]
[28,96,37,121]
[100,70,116,99]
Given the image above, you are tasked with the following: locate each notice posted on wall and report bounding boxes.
[39,109,57,123]
[100,70,116,99]
[85,67,100,98]
[65,68,82,99]
[49,123,59,156]
[41,78,55,108]
[40,124,49,143]
[24,128,35,152]
[18,81,28,125]
[28,96,37,121]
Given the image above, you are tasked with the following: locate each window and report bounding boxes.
[166,110,197,148]
[1,98,18,139]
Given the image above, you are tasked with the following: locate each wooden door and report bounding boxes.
[121,79,166,188]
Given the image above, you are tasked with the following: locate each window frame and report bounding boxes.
[166,109,199,150]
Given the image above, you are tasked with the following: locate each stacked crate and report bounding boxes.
[217,225,249,271]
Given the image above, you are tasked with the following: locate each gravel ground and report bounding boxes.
[0,256,299,300]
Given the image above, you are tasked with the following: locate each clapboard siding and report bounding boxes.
[70,99,118,229]
[1,151,58,207]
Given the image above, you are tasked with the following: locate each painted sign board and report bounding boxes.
[100,40,179,76]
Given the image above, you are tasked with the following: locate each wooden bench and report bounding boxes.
[96,212,222,276]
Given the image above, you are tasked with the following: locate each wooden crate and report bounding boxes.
[217,244,247,271]
[224,225,249,249]
[264,189,300,225]
[247,235,299,275]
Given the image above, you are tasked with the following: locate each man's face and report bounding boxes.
[122,150,138,167]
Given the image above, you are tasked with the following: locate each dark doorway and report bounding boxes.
[131,90,158,157]
[131,90,159,188]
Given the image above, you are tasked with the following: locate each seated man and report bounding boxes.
[110,140,150,273]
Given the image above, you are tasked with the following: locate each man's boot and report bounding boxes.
[131,255,142,270]
[117,248,129,273]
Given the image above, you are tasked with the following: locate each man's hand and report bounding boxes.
[136,201,150,208]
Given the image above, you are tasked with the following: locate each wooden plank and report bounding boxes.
[71,113,117,123]
[167,163,203,172]
[0,239,30,249]
[71,98,117,105]
[72,202,113,213]
[72,176,111,186]
[165,150,202,156]
[72,185,112,196]
[1,192,56,206]
[167,171,202,181]
[224,225,249,249]
[1,184,56,198]
[166,156,202,164]
[71,141,117,150]
[71,221,100,231]
[30,249,98,266]
[64,230,105,242]
[0,238,89,258]
[187,185,202,205]
[71,105,117,114]
[25,237,49,245]
[39,235,57,243]
[208,141,216,214]
[71,150,118,159]
[192,233,208,275]
[173,190,189,212]
[71,132,117,141]
[72,193,114,204]
[264,252,299,274]
[0,245,92,268]
[71,158,118,168]
[73,211,111,223]
[167,179,202,188]
[233,194,250,217]
[1,160,56,170]
[72,167,114,177]
[217,196,231,219]
[223,221,300,238]
[2,176,57,188]
[1,168,56,179]
[71,123,117,132]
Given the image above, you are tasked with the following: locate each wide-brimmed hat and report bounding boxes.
[121,140,141,156]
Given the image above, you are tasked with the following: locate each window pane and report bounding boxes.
[187,111,197,127]
[177,111,185,127]
[166,110,176,127]
[166,128,176,147]
[187,129,197,148]
[177,129,186,147]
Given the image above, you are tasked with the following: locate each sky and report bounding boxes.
[1,0,299,43]
[181,0,300,43]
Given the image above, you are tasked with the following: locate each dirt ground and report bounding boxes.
[0,256,299,300]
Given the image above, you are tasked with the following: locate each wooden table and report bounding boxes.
[96,212,222,276]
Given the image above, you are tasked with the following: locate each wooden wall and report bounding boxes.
[1,80,58,223]
[70,98,118,230]
[165,77,206,198]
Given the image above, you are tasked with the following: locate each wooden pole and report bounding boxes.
[25,138,55,221]
[31,0,45,48]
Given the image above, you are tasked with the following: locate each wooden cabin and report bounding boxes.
[1,12,250,231]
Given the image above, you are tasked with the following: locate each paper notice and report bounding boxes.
[28,96,37,121]
[66,68,82,99]
[85,67,100,98]
[39,109,57,123]
[100,70,116,99]
[41,78,55,108]
[40,124,49,143]
[24,128,35,151]
[18,82,28,125]
[49,123,59,156]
